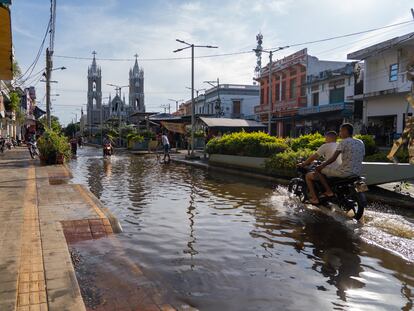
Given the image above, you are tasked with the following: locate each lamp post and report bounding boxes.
[185,87,205,115]
[204,79,221,116]
[253,47,288,135]
[45,63,66,128]
[173,39,218,158]
[168,98,184,113]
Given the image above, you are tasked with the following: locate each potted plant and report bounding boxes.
[37,129,71,165]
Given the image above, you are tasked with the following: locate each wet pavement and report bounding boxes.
[69,147,414,311]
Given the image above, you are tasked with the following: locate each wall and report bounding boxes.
[364,46,413,94]
[365,93,413,133]
[306,75,355,107]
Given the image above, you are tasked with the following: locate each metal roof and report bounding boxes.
[199,117,265,128]
[347,32,414,60]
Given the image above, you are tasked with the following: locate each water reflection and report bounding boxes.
[69,148,414,311]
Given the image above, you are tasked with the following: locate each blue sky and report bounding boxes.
[11,0,414,125]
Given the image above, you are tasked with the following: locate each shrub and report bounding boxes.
[364,148,409,163]
[289,133,325,151]
[354,134,377,156]
[205,131,288,157]
[126,133,144,143]
[38,128,71,164]
[265,148,314,174]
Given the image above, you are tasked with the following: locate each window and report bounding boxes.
[312,92,319,106]
[281,81,286,100]
[92,81,97,92]
[389,63,398,82]
[275,84,280,101]
[289,78,297,99]
[329,87,344,104]
[300,75,306,97]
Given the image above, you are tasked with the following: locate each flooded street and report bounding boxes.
[69,147,414,311]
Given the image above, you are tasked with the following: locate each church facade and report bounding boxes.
[86,53,145,133]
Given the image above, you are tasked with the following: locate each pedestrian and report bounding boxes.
[78,136,83,148]
[162,131,170,163]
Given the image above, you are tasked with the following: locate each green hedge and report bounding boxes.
[265,148,314,173]
[364,148,409,163]
[205,131,288,157]
[289,133,325,151]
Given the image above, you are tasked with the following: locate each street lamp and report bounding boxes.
[253,46,289,135]
[173,39,218,158]
[185,87,205,115]
[204,79,222,116]
[45,65,66,128]
[168,98,184,113]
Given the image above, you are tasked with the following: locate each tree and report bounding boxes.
[64,123,80,138]
[12,60,22,79]
[39,115,62,133]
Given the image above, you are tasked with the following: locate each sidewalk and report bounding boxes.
[0,148,114,311]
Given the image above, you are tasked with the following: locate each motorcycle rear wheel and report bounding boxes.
[288,178,307,203]
[346,191,366,220]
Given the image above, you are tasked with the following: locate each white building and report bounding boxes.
[297,62,362,133]
[196,84,259,119]
[347,32,414,146]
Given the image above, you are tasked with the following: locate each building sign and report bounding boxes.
[272,48,308,72]
[0,6,12,80]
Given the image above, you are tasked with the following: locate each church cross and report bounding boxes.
[134,53,139,60]
[92,51,97,59]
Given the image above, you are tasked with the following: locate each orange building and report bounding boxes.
[255,49,351,137]
[255,49,308,137]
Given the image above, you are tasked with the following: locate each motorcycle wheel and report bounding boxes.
[288,178,307,203]
[347,191,366,220]
[29,148,35,159]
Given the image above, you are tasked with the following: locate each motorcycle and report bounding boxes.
[103,143,113,156]
[288,163,368,220]
[0,138,5,153]
[5,138,12,150]
[28,141,40,159]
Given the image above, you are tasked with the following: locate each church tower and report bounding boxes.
[87,51,102,128]
[129,54,145,112]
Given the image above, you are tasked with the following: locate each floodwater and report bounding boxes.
[69,147,414,311]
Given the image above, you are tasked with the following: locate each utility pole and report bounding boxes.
[254,46,289,135]
[45,48,52,128]
[169,99,184,113]
[174,39,218,158]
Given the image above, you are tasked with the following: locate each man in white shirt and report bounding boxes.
[161,132,171,163]
[316,123,365,201]
[299,131,341,204]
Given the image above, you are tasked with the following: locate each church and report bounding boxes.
[86,52,145,133]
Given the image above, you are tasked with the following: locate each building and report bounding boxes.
[177,84,259,119]
[128,55,145,112]
[297,62,363,134]
[255,48,351,137]
[347,32,414,146]
[86,53,145,134]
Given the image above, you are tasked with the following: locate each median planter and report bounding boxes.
[208,154,296,178]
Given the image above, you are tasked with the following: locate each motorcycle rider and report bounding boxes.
[103,136,113,155]
[315,123,365,203]
[298,131,342,204]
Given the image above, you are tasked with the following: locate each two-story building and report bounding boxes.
[347,32,414,146]
[178,84,259,119]
[255,48,352,137]
[296,62,363,134]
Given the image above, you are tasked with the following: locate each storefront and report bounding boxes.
[366,115,397,146]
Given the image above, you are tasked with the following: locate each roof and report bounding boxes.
[347,32,414,60]
[199,117,265,128]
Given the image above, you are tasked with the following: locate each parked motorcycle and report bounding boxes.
[103,143,113,156]
[0,137,5,153]
[28,141,40,159]
[288,163,368,220]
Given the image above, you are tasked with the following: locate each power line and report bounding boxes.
[52,20,414,63]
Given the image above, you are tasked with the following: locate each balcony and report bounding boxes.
[254,104,269,114]
[273,97,307,112]
[298,102,354,116]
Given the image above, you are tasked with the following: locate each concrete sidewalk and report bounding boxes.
[0,148,115,311]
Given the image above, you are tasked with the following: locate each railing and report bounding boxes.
[254,104,269,114]
[298,102,353,115]
[273,97,307,112]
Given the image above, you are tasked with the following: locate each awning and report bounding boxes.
[161,121,186,134]
[0,6,13,80]
[199,117,265,128]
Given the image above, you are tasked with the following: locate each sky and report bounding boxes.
[10,0,414,125]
